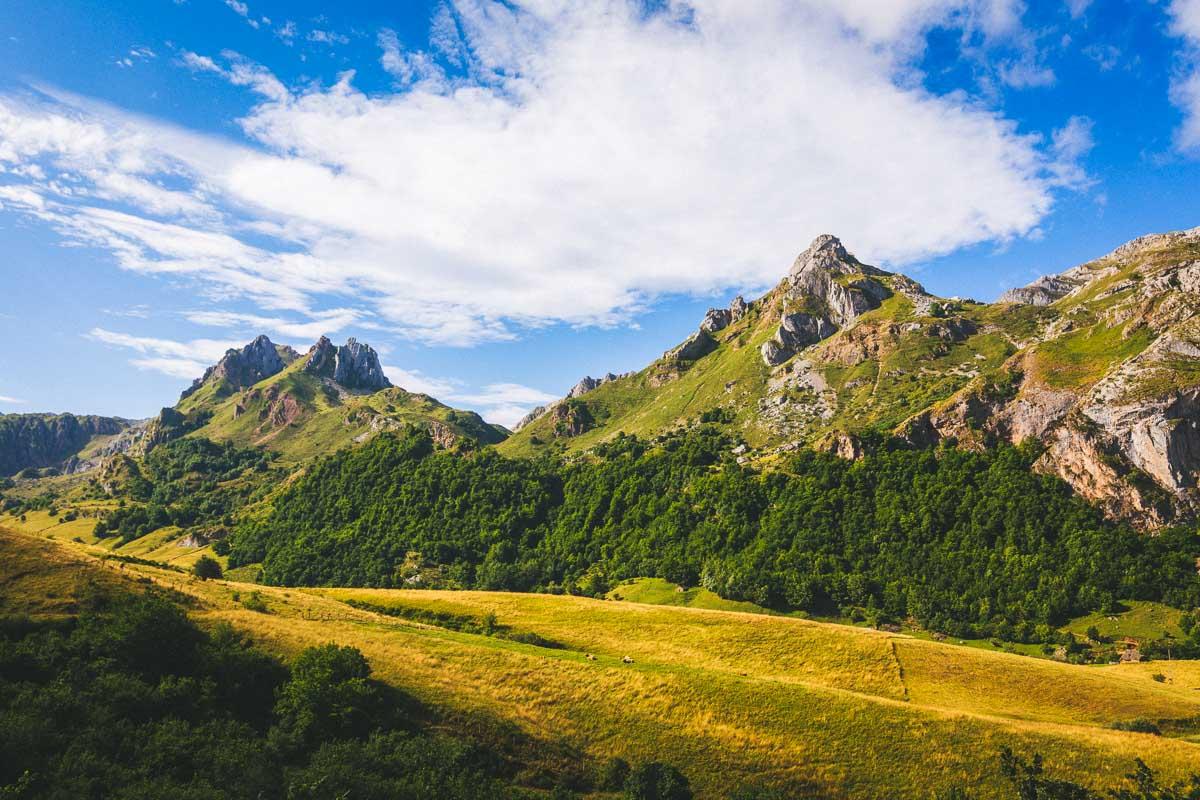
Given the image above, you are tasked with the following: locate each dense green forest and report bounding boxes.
[94,438,278,543]
[230,427,1200,641]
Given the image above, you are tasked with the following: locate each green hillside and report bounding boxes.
[186,358,507,463]
[4,528,1199,800]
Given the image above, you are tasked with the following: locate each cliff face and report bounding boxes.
[303,337,391,391]
[180,335,299,401]
[0,413,130,476]
[900,227,1200,526]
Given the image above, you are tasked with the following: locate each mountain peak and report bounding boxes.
[180,335,299,401]
[303,336,391,392]
[789,234,889,281]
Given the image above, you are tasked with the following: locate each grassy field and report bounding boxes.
[3,527,1198,799]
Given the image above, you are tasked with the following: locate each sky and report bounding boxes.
[1,0,1199,426]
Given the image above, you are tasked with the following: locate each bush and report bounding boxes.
[193,554,224,580]
[1109,718,1161,735]
[624,762,692,800]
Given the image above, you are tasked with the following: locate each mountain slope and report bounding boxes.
[500,229,1200,525]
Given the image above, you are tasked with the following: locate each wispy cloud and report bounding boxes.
[184,308,362,341]
[0,395,27,405]
[383,366,556,428]
[86,327,242,380]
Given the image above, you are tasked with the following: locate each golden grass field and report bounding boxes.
[2,526,1199,799]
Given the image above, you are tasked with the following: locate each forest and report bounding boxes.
[229,426,1200,641]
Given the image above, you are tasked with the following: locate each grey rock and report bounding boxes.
[0,413,131,476]
[729,295,748,321]
[512,406,547,432]
[666,330,718,362]
[761,235,891,366]
[304,337,392,392]
[700,308,732,333]
[181,335,299,400]
[998,275,1083,306]
[761,312,836,366]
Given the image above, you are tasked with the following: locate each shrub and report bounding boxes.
[193,555,224,581]
[624,762,692,800]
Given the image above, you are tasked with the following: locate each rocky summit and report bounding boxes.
[181,335,299,401]
[303,336,392,392]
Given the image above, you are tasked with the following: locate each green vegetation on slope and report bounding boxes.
[188,360,505,463]
[0,591,551,798]
[230,426,1200,642]
[6,529,1200,799]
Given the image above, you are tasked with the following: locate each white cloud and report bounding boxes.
[185,308,363,340]
[0,395,27,405]
[383,366,462,398]
[86,327,243,379]
[383,365,556,427]
[0,1,1093,346]
[224,0,260,29]
[1170,0,1200,153]
[1065,0,1092,19]
[308,30,350,45]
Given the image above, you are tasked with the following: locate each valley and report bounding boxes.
[2,527,1199,799]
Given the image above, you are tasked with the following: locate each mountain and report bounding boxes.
[178,334,300,405]
[174,335,505,461]
[500,228,1200,526]
[0,412,135,476]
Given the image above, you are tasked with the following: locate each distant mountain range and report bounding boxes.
[3,226,1199,525]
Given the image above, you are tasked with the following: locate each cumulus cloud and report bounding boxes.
[1170,0,1200,152]
[0,0,1094,346]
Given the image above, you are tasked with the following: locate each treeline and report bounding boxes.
[95,438,276,543]
[230,427,1200,640]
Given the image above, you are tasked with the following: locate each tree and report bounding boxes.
[624,762,693,800]
[193,555,224,580]
[272,644,380,751]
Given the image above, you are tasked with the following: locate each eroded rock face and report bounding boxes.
[760,235,892,367]
[304,337,391,392]
[893,227,1200,526]
[998,275,1083,306]
[567,372,626,399]
[181,335,298,400]
[666,330,718,362]
[0,413,130,476]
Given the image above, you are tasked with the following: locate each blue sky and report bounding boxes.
[1,0,1199,426]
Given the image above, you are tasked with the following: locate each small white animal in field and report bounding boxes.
[622,655,634,664]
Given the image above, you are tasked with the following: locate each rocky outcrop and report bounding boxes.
[551,401,594,438]
[512,372,631,432]
[512,406,547,432]
[303,337,391,392]
[567,372,628,399]
[761,235,892,367]
[998,275,1082,306]
[700,295,749,334]
[666,330,718,362]
[181,335,298,401]
[0,413,131,476]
